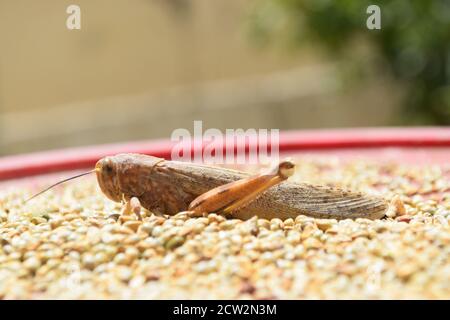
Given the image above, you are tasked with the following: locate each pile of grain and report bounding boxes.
[0,158,449,299]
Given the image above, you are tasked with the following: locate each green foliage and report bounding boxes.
[249,0,450,125]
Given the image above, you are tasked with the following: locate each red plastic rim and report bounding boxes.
[0,127,449,181]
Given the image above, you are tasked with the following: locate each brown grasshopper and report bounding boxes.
[29,153,404,220]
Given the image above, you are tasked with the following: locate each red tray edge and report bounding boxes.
[0,127,449,181]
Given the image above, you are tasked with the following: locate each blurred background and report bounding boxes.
[0,0,448,155]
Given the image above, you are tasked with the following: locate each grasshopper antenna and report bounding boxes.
[25,169,96,202]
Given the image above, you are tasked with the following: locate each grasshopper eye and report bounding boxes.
[104,164,113,174]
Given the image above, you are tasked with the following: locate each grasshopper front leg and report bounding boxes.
[120,196,143,221]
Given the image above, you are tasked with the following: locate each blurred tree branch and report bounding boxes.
[248,0,450,125]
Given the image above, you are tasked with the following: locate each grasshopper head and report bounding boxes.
[95,156,122,202]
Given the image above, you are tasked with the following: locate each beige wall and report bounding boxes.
[0,1,401,155]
